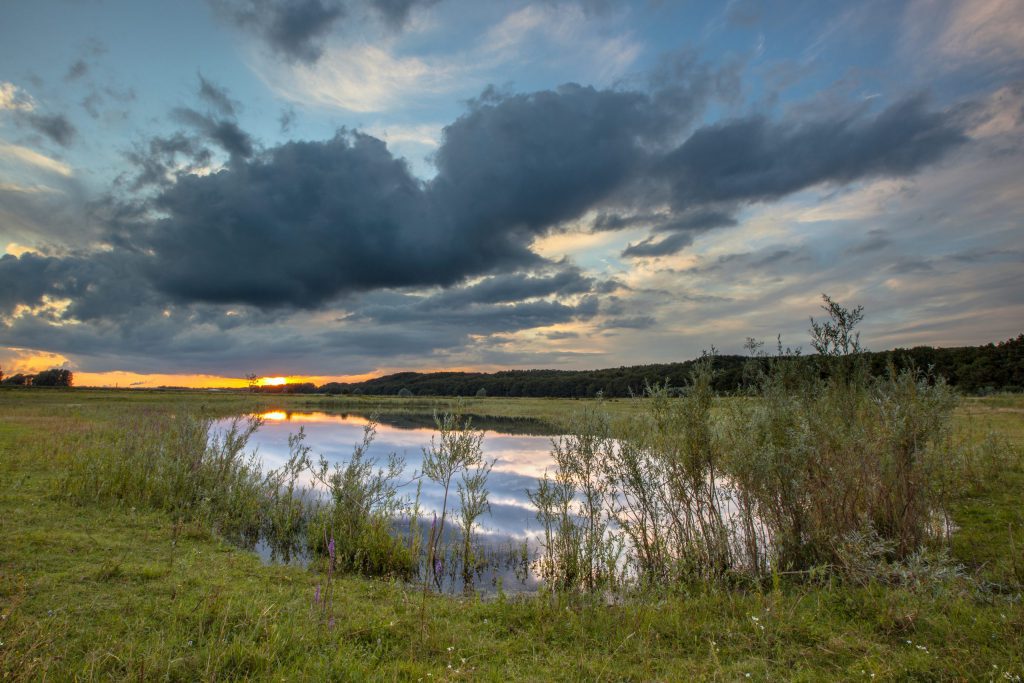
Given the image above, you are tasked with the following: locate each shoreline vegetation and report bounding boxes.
[3,303,1023,680]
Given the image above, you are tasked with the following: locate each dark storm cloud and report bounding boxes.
[0,251,156,324]
[143,131,448,306]
[432,84,663,238]
[113,87,967,305]
[197,75,237,117]
[140,83,695,308]
[659,95,966,208]
[0,252,72,315]
[23,112,77,147]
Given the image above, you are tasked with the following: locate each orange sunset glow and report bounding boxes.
[0,347,510,389]
[0,348,389,389]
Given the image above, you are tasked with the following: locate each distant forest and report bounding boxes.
[266,334,1024,398]
[3,335,1019,396]
[0,368,73,387]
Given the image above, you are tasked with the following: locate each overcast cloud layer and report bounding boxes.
[0,0,1022,383]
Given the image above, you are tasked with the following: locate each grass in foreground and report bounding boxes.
[1,391,1023,680]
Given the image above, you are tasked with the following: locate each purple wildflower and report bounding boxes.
[434,556,443,577]
[314,584,321,604]
[328,536,336,563]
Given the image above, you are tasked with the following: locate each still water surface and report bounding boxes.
[227,410,560,543]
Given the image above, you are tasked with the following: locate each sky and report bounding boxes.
[0,0,1022,388]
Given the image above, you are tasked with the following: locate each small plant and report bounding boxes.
[422,409,486,590]
[456,455,495,591]
[306,421,416,578]
[262,429,312,562]
[527,470,581,590]
[549,405,618,592]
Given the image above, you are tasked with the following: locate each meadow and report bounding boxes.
[1,380,1023,680]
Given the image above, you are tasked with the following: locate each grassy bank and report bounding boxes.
[0,387,639,425]
[1,390,1023,680]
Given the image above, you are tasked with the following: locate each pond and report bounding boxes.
[217,410,561,592]
[217,410,790,592]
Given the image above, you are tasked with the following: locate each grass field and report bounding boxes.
[1,389,1022,680]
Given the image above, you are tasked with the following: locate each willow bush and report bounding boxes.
[530,296,998,592]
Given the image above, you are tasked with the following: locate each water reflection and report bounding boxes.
[226,410,557,546]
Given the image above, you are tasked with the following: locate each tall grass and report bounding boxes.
[59,412,268,547]
[528,297,1015,593]
[56,406,501,590]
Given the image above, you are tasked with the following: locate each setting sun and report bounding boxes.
[261,376,287,386]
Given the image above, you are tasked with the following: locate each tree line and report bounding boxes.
[295,334,1022,398]
[0,367,74,387]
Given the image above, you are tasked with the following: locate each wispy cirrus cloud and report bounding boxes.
[254,3,643,114]
[904,0,1024,74]
[0,142,73,177]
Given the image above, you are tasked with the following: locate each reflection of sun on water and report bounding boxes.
[256,411,375,426]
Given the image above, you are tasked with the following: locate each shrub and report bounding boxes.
[307,422,416,578]
[529,296,976,592]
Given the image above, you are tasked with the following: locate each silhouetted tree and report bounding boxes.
[33,368,73,386]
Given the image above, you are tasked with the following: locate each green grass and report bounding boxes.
[2,390,1023,680]
[0,387,638,424]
